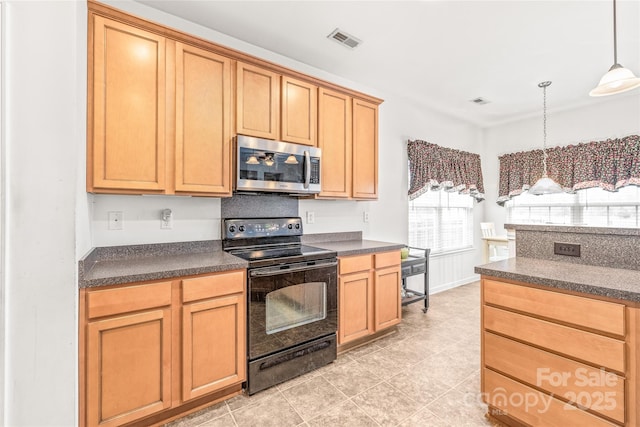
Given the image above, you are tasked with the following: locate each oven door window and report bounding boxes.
[266,281,326,334]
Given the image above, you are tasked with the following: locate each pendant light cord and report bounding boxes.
[539,81,551,176]
[613,0,618,65]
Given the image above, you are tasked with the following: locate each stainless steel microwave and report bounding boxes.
[236,135,321,195]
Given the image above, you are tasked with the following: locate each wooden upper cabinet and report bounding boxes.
[236,62,280,139]
[175,43,232,195]
[318,88,352,198]
[90,15,166,192]
[281,76,317,146]
[352,98,378,199]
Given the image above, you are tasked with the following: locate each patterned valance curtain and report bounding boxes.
[408,139,485,202]
[497,134,640,206]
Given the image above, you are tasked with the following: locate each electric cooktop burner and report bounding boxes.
[222,217,336,267]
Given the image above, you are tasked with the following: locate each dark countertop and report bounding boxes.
[310,240,405,257]
[79,237,405,288]
[475,257,640,303]
[80,250,248,288]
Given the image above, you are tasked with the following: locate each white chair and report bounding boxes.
[480,222,509,263]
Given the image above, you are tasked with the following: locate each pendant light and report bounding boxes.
[589,0,640,96]
[285,154,299,165]
[264,153,275,167]
[246,155,260,165]
[529,81,563,196]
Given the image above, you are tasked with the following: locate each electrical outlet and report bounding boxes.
[161,209,173,229]
[554,242,581,257]
[306,211,315,224]
[108,211,123,230]
[363,212,370,223]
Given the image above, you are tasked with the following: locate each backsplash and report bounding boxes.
[507,224,640,271]
[221,193,298,219]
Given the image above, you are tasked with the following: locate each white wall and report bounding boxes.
[4,0,85,425]
[482,94,640,234]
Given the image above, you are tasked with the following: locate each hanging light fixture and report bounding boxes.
[589,0,640,96]
[264,153,275,167]
[284,154,299,165]
[529,81,563,196]
[246,155,260,165]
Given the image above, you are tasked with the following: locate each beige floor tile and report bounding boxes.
[199,413,237,427]
[426,389,492,427]
[231,392,303,427]
[164,401,229,427]
[351,382,423,427]
[306,400,378,427]
[386,371,452,406]
[354,348,404,380]
[396,407,452,427]
[321,357,383,397]
[225,386,280,412]
[281,375,348,421]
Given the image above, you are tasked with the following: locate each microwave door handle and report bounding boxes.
[304,150,310,189]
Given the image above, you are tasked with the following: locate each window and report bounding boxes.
[506,186,640,227]
[408,191,474,253]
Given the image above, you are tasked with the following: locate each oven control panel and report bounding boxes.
[223,217,303,240]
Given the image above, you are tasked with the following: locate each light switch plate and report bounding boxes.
[306,211,315,224]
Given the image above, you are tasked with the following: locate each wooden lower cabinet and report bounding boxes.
[181,272,246,401]
[80,270,246,427]
[338,250,401,346]
[481,276,639,427]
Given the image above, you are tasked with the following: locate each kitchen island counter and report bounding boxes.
[475,256,640,303]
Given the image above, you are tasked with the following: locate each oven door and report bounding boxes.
[247,259,337,361]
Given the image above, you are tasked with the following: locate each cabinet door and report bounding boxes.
[352,98,378,199]
[281,76,317,146]
[236,62,280,139]
[339,270,374,344]
[318,89,352,198]
[182,293,246,401]
[90,16,166,192]
[175,43,232,195]
[86,308,172,427]
[374,265,401,331]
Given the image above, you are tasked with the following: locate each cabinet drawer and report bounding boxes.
[87,281,172,319]
[483,305,625,373]
[483,368,618,427]
[339,254,372,275]
[483,279,625,336]
[411,263,426,275]
[374,251,400,269]
[182,270,245,303]
[484,332,625,424]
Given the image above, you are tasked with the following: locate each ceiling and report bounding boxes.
[136,0,640,128]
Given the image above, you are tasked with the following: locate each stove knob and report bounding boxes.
[287,224,293,230]
[229,225,236,233]
[238,225,245,232]
[295,223,300,229]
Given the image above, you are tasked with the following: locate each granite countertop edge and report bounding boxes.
[309,240,405,257]
[475,257,640,303]
[79,237,405,288]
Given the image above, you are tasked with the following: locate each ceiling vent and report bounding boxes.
[470,97,490,105]
[327,28,362,49]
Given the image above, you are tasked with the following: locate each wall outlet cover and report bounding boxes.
[554,242,581,257]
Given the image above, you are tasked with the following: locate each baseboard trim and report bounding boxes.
[430,274,479,295]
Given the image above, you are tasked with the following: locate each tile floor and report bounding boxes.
[167,281,493,427]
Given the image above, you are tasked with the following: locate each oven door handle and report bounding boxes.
[250,260,337,277]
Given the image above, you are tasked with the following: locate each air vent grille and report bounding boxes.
[327,28,362,49]
[470,97,490,105]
